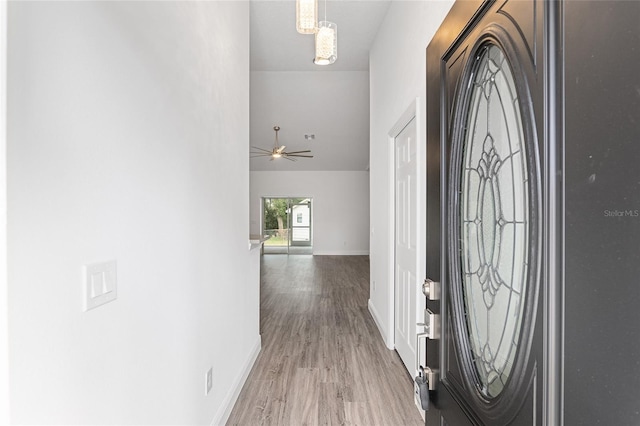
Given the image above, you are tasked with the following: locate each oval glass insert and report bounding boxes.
[459,44,529,398]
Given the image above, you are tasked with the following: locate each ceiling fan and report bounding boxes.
[251,126,313,161]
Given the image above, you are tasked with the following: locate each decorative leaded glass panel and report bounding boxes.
[459,44,529,398]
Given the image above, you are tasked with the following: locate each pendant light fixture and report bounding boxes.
[314,0,337,65]
[296,0,317,34]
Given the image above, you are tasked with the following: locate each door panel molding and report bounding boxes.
[445,24,542,423]
[445,47,467,135]
[496,0,538,67]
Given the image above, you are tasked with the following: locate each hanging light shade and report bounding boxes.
[296,0,317,34]
[314,21,337,65]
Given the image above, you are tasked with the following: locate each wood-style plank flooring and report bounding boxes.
[226,255,423,426]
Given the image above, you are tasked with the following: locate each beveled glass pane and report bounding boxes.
[459,44,529,398]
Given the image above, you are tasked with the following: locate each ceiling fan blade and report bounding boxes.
[251,146,273,153]
[252,124,313,161]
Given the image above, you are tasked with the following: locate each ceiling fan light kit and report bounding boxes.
[295,0,337,66]
[251,126,313,162]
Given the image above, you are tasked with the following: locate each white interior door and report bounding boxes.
[394,117,422,375]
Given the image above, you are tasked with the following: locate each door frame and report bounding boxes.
[387,98,426,353]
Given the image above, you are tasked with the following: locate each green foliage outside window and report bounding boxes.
[263,198,307,231]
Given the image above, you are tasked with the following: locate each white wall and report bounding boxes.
[368,1,454,346]
[0,0,8,423]
[250,171,369,255]
[7,2,257,424]
[250,71,370,172]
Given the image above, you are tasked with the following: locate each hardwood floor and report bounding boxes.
[226,255,423,426]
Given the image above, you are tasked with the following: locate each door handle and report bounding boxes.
[416,308,441,391]
[416,329,429,373]
[418,309,440,340]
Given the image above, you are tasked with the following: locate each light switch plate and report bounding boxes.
[83,260,117,312]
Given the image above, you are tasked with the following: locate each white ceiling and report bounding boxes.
[249,0,391,171]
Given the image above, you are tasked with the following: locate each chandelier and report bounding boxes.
[296,0,317,34]
[295,0,337,66]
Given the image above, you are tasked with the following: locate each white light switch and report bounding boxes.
[83,260,117,312]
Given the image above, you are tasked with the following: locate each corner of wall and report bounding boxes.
[210,335,261,426]
[368,299,393,350]
[368,0,456,366]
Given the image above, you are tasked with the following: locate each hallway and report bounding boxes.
[226,255,423,426]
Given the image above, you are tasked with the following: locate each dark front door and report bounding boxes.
[425,1,550,424]
[425,1,640,425]
[562,2,640,425]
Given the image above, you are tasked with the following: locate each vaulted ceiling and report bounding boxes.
[249,0,391,171]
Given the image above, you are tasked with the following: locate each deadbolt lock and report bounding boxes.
[422,278,441,300]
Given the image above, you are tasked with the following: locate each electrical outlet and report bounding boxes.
[205,367,213,396]
[373,280,376,291]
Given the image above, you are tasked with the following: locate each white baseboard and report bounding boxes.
[313,250,370,256]
[211,335,262,426]
[368,299,393,350]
